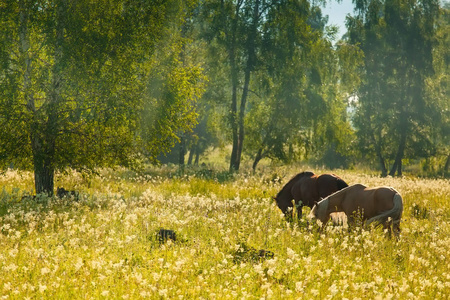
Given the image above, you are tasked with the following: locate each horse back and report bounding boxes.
[373,187,398,210]
[316,174,348,198]
[291,175,319,208]
[352,186,398,217]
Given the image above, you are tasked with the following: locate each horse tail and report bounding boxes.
[366,193,403,227]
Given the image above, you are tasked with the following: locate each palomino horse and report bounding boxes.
[309,184,403,237]
[274,171,348,220]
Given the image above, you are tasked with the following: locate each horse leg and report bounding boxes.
[393,221,401,240]
[346,215,356,232]
[296,203,303,220]
[284,208,294,223]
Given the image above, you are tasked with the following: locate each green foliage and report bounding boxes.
[1,0,448,195]
[0,0,206,193]
[348,0,445,176]
[142,60,206,162]
[243,3,362,169]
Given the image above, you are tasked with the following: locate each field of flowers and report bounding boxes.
[1,166,450,299]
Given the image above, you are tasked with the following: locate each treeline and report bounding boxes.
[0,0,448,195]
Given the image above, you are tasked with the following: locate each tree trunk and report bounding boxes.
[368,119,387,176]
[397,158,402,176]
[231,0,260,172]
[187,143,195,165]
[375,145,387,177]
[229,79,239,171]
[34,153,55,195]
[377,151,388,177]
[179,134,186,166]
[19,2,55,195]
[194,148,200,166]
[228,4,240,172]
[389,130,407,176]
[252,148,263,171]
[444,154,450,173]
[31,0,66,195]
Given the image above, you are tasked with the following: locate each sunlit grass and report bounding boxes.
[0,166,449,299]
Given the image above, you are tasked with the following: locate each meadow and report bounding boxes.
[1,165,449,299]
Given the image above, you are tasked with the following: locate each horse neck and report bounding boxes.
[277,172,314,201]
[326,192,344,213]
[277,173,307,199]
[317,198,330,220]
[276,181,294,201]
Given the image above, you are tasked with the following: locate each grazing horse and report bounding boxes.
[274,171,348,220]
[309,184,403,237]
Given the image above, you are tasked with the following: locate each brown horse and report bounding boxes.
[274,171,348,220]
[309,184,403,237]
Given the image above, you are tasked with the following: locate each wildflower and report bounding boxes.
[254,264,264,276]
[3,282,11,292]
[153,272,161,281]
[40,267,51,275]
[329,283,338,296]
[286,247,296,259]
[5,263,18,272]
[139,291,149,298]
[8,248,18,258]
[39,285,47,293]
[133,272,143,284]
[74,257,83,271]
[158,289,168,297]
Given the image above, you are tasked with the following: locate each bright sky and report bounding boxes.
[322,0,450,39]
[321,0,355,39]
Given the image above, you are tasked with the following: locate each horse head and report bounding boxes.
[274,171,315,213]
[308,202,318,220]
[309,198,329,226]
[273,195,291,215]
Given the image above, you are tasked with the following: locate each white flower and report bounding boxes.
[3,282,11,292]
[329,283,338,295]
[158,289,168,297]
[40,267,51,275]
[295,282,303,292]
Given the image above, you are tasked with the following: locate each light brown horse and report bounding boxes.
[274,171,348,220]
[309,184,403,237]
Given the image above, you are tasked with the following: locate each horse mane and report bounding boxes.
[285,171,315,186]
[276,171,315,198]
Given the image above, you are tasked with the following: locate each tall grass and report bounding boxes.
[0,166,449,299]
